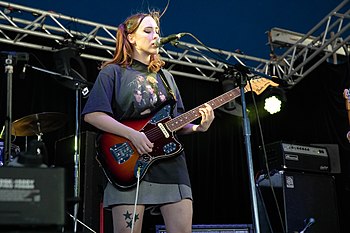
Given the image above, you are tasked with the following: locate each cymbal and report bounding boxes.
[12,112,67,136]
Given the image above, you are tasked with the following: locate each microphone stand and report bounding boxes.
[3,54,14,166]
[233,63,287,233]
[1,52,29,166]
[234,68,261,233]
[169,41,285,233]
[25,64,88,233]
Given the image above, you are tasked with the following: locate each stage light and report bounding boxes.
[264,96,282,114]
[262,87,286,115]
[244,84,287,120]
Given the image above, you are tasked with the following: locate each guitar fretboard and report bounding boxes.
[164,77,275,132]
[165,87,242,132]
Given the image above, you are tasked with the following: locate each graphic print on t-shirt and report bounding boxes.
[129,73,168,116]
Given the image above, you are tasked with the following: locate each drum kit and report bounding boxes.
[0,112,67,166]
[1,51,92,232]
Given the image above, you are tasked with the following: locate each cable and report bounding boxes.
[67,212,96,233]
[172,32,236,68]
[131,166,141,233]
[300,218,315,233]
[248,80,286,233]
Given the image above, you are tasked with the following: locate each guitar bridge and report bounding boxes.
[110,142,134,164]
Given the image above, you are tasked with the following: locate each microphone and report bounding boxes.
[155,33,186,47]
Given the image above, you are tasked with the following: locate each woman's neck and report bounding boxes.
[133,51,150,65]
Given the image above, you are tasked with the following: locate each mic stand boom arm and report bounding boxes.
[234,63,287,86]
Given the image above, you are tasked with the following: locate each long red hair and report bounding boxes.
[102,11,165,73]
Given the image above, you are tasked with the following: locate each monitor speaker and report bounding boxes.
[55,131,104,233]
[0,166,65,232]
[257,171,340,233]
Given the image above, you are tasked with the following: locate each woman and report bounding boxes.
[82,10,214,233]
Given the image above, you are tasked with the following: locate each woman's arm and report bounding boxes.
[84,112,153,154]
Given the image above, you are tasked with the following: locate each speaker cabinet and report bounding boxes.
[0,167,65,233]
[55,131,104,233]
[257,171,340,233]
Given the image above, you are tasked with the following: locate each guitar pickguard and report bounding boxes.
[150,105,172,124]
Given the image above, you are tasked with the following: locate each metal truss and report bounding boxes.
[0,0,273,83]
[0,0,348,87]
[267,0,350,87]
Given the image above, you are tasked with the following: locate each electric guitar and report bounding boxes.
[98,78,278,189]
[343,88,350,142]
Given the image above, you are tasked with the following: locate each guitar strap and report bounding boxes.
[159,69,176,101]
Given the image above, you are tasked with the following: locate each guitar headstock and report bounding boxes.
[245,77,280,95]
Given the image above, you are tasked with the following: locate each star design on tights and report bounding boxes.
[123,210,132,220]
[123,210,140,229]
[126,220,133,228]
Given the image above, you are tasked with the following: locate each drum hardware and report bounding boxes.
[5,112,67,167]
[0,126,20,166]
[1,51,90,231]
[0,140,20,167]
[11,112,67,137]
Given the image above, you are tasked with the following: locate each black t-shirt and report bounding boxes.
[82,60,191,186]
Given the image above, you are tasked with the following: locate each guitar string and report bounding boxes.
[144,128,163,140]
[141,105,202,140]
[141,88,237,141]
[144,83,256,140]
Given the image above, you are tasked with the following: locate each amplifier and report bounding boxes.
[257,171,340,233]
[0,167,65,227]
[260,141,330,173]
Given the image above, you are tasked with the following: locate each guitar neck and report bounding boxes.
[166,86,243,132]
[164,77,277,132]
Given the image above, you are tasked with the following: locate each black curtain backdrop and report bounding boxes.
[1,44,350,232]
